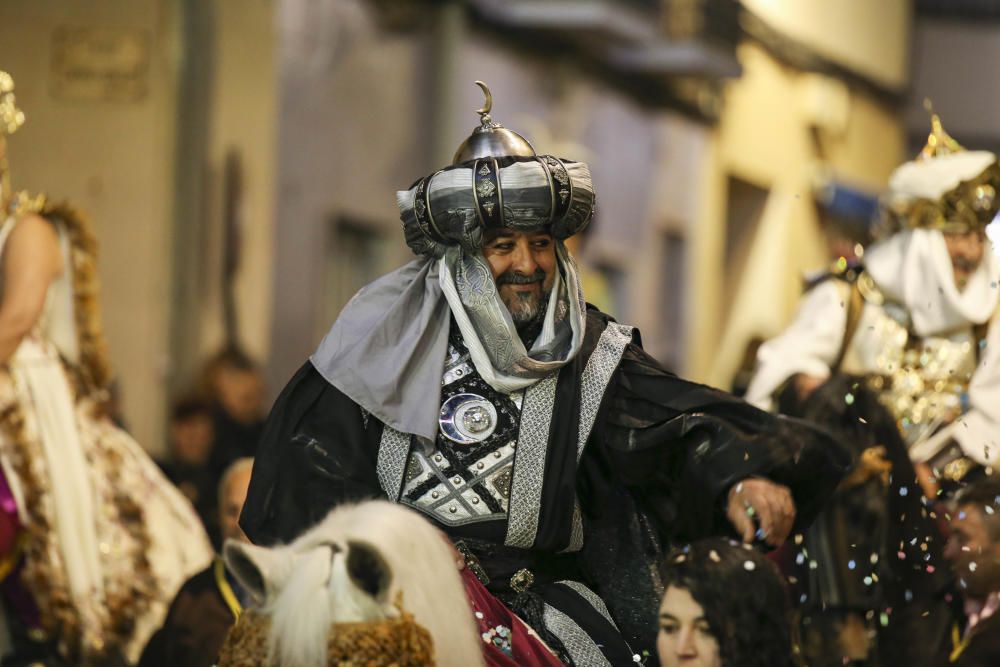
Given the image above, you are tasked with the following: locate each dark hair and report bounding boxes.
[205,346,259,373]
[197,345,261,400]
[783,373,900,459]
[170,396,212,423]
[659,538,799,667]
[956,479,1000,541]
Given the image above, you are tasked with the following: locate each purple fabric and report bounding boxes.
[0,466,41,630]
[0,465,19,520]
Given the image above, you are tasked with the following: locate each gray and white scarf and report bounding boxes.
[311,242,586,442]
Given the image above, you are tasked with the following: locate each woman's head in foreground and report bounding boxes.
[658,538,798,667]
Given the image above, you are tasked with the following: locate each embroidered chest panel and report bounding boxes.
[376,321,635,549]
[400,331,522,526]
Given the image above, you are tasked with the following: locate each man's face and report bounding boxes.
[169,414,214,466]
[944,503,1000,599]
[219,464,253,545]
[943,229,987,290]
[217,367,264,425]
[482,229,557,328]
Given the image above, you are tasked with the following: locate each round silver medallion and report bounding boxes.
[463,406,492,433]
[439,393,498,444]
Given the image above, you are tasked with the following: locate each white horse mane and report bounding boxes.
[225,500,484,667]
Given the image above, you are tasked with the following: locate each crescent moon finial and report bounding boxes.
[474,80,493,123]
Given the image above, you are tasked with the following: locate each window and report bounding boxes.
[723,176,769,322]
[658,231,687,372]
[320,216,387,338]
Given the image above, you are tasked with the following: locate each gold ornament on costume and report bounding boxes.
[0,371,155,664]
[884,100,1000,234]
[0,70,27,213]
[0,73,25,135]
[919,99,964,160]
[39,200,114,397]
[856,277,977,445]
[217,598,434,667]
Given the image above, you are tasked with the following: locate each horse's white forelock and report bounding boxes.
[259,501,485,667]
[267,547,332,667]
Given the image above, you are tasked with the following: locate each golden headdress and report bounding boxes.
[0,71,26,214]
[884,102,1000,233]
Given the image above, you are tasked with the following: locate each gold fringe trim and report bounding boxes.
[217,609,436,667]
[0,378,76,656]
[0,190,154,663]
[0,372,157,664]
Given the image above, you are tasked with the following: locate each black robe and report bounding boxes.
[933,613,1000,667]
[138,561,242,667]
[241,307,849,662]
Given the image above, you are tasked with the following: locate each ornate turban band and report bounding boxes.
[397,155,595,257]
[396,81,595,257]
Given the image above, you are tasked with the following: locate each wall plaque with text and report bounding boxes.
[50,27,150,103]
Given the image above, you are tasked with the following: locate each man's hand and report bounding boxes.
[792,373,825,401]
[726,478,796,547]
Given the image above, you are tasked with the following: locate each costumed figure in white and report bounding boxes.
[747,112,1000,491]
[745,111,1000,667]
[0,71,212,665]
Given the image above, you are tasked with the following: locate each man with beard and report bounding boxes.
[747,112,1000,490]
[937,480,1000,666]
[241,82,848,665]
[745,112,1000,666]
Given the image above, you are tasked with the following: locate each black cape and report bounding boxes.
[241,307,850,659]
[138,562,239,667]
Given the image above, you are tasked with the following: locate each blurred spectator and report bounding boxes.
[199,347,266,475]
[935,480,1000,666]
[160,396,219,545]
[658,538,800,667]
[139,457,255,667]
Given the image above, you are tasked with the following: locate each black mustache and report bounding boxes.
[497,270,545,286]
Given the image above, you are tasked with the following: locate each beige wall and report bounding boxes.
[0,0,179,452]
[688,41,906,389]
[741,0,911,91]
[0,0,277,455]
[194,0,277,367]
